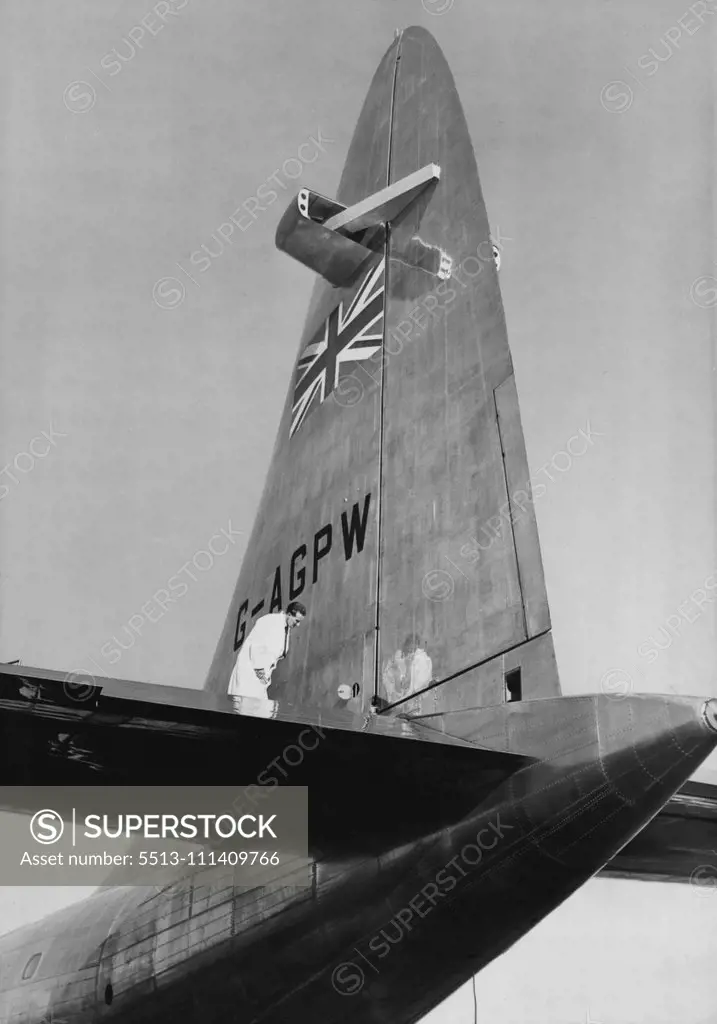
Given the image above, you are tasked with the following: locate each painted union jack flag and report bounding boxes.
[289,258,385,438]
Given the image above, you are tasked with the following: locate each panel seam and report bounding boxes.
[493,383,529,640]
[372,31,403,699]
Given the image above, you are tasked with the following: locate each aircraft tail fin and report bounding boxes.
[204,27,562,721]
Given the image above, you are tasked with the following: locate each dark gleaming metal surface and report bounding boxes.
[1,672,716,1023]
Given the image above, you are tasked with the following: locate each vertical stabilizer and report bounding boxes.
[205,28,561,719]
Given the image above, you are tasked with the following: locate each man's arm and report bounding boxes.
[247,617,285,681]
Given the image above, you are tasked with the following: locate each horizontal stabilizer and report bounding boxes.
[275,192,373,288]
[297,188,346,223]
[324,163,440,234]
[0,664,531,857]
[602,781,717,883]
[275,165,440,287]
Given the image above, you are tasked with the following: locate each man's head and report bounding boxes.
[286,601,307,628]
[402,634,421,655]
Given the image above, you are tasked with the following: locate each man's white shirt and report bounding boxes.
[228,612,290,700]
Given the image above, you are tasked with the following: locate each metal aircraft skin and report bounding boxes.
[2,24,717,1024]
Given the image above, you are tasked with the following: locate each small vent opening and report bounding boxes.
[505,668,522,703]
[22,953,42,981]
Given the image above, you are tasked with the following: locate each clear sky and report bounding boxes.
[0,0,715,1020]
